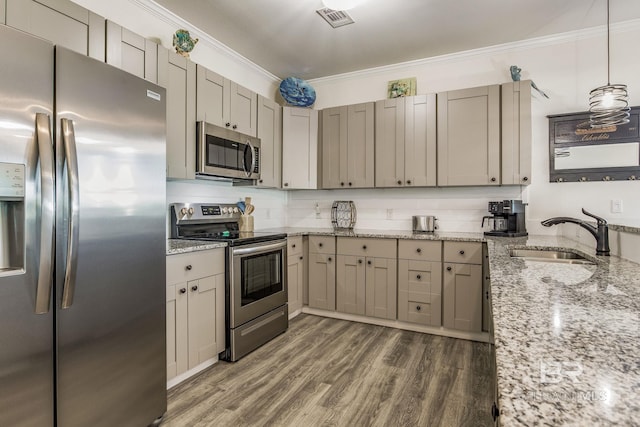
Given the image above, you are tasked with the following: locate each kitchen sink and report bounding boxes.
[509,248,595,265]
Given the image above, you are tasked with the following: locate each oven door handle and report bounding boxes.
[232,240,287,256]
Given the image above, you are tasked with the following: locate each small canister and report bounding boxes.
[412,215,437,233]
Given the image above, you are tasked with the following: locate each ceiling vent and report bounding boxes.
[316,8,355,28]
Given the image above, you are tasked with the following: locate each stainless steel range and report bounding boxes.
[170,203,288,361]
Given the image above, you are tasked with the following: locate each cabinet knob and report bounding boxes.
[328,257,332,262]
[459,250,465,255]
[397,180,402,185]
[490,177,496,182]
[362,245,367,250]
[348,182,352,186]
[225,122,230,127]
[358,259,363,264]
[446,266,452,271]
[406,180,411,185]
[522,176,529,182]
[417,274,421,280]
[179,288,186,294]
[486,291,489,300]
[319,243,323,247]
[416,305,421,311]
[284,182,289,187]
[259,179,263,183]
[416,248,422,253]
[191,285,198,292]
[367,260,372,265]
[299,256,303,260]
[292,244,296,248]
[185,264,192,271]
[232,124,237,129]
[340,182,345,186]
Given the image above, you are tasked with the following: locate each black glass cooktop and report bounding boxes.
[177,230,287,247]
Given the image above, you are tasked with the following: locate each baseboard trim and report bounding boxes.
[167,358,218,390]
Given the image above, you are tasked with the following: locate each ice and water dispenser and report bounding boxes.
[0,162,25,274]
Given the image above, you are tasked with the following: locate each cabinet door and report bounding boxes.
[257,95,282,188]
[229,81,257,136]
[405,94,437,187]
[6,0,105,60]
[287,254,304,313]
[106,20,157,83]
[167,283,188,379]
[443,263,482,332]
[196,65,227,126]
[347,102,375,188]
[282,107,318,189]
[308,253,335,310]
[159,47,196,179]
[375,98,405,187]
[398,259,442,326]
[187,274,225,369]
[437,85,500,186]
[336,255,366,315]
[365,257,397,320]
[502,80,532,185]
[321,106,347,189]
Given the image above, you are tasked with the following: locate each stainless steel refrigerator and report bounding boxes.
[0,25,167,427]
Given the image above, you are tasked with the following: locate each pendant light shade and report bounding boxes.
[322,0,366,11]
[589,0,630,129]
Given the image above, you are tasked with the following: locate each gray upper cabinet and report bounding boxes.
[196,65,257,137]
[256,95,282,188]
[376,94,436,188]
[0,2,5,24]
[501,80,532,185]
[6,0,105,60]
[106,20,158,84]
[282,107,318,189]
[437,85,500,186]
[158,47,196,180]
[322,102,374,189]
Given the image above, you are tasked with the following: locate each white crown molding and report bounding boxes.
[308,18,640,85]
[128,0,280,83]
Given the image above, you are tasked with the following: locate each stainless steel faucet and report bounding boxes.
[541,208,610,256]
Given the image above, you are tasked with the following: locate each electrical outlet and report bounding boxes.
[611,199,623,214]
[386,209,393,219]
[315,203,321,219]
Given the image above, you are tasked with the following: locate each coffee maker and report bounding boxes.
[482,200,528,237]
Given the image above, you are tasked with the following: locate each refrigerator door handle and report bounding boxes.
[60,118,80,309]
[34,113,55,314]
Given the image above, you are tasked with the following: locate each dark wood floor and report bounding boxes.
[163,314,494,427]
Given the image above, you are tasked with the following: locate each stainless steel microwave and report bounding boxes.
[196,121,260,180]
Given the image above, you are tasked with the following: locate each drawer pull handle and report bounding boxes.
[416,248,422,253]
[319,243,323,247]
[446,266,452,272]
[191,285,198,292]
[416,305,421,311]
[362,245,367,250]
[185,264,193,271]
[417,274,421,280]
[179,288,186,294]
[459,250,465,255]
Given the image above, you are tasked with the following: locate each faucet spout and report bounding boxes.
[541,208,610,256]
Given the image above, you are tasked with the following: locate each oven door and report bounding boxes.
[230,239,287,328]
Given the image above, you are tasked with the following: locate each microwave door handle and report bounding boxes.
[34,113,55,314]
[244,140,256,178]
[60,118,80,309]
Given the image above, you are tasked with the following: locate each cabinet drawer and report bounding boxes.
[287,236,303,257]
[337,237,396,258]
[309,236,335,254]
[443,241,482,265]
[167,249,225,285]
[398,240,441,261]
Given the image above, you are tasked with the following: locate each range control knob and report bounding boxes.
[188,207,194,215]
[233,207,239,213]
[222,207,228,214]
[180,207,187,216]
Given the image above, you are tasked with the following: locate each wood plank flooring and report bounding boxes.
[164,314,494,427]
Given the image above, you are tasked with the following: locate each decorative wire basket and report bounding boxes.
[331,201,357,230]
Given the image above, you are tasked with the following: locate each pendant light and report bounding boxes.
[589,0,630,129]
[322,0,366,11]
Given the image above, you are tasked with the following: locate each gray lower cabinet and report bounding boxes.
[287,236,304,313]
[335,237,397,320]
[6,0,105,60]
[502,80,532,185]
[106,20,158,83]
[437,85,500,186]
[158,46,196,179]
[442,241,483,332]
[308,236,336,310]
[397,240,443,326]
[375,94,437,188]
[256,95,282,188]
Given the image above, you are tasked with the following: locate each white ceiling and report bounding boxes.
[154,0,640,80]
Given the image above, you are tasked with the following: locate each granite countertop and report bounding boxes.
[166,239,227,255]
[486,235,640,426]
[258,227,486,242]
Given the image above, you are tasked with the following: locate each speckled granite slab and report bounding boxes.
[486,235,640,426]
[257,227,486,242]
[166,239,227,255]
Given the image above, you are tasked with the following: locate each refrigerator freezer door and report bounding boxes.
[0,26,55,427]
[55,48,167,427]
